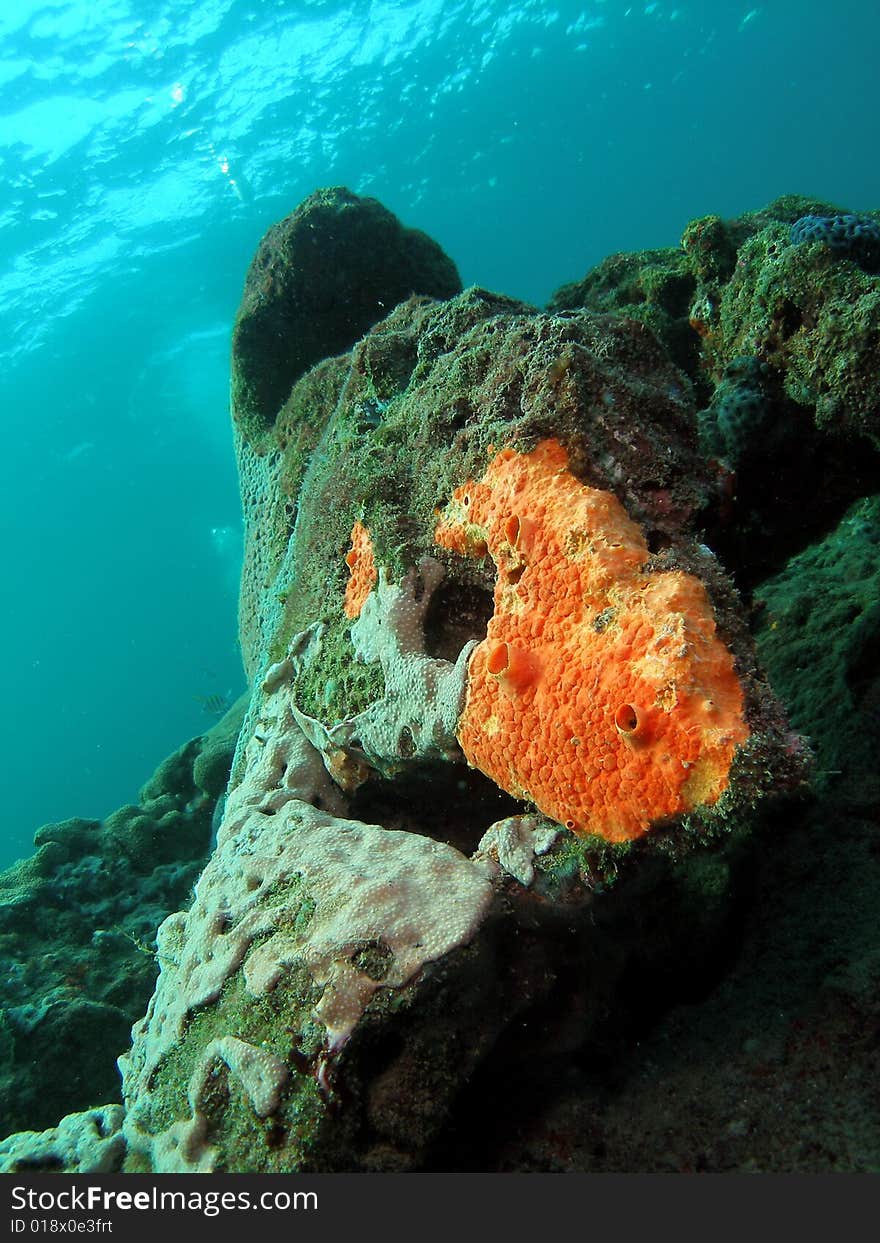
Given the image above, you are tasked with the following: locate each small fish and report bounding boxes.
[738,8,760,32]
[193,692,232,717]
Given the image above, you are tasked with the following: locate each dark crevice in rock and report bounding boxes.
[422,582,495,663]
[349,765,523,857]
[703,428,880,595]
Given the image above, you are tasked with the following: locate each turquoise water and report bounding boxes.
[0,0,876,867]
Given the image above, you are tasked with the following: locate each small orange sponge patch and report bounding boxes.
[344,521,378,619]
[434,440,749,842]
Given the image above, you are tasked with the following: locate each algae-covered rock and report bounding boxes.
[547,195,857,396]
[549,246,700,380]
[550,195,880,587]
[231,186,462,444]
[755,496,880,795]
[21,191,873,1174]
[709,215,880,445]
[549,192,880,445]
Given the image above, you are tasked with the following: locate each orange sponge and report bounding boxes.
[435,440,749,842]
[344,521,378,619]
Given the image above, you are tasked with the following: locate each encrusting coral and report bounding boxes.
[0,1107,126,1175]
[119,664,496,1172]
[435,439,750,841]
[282,556,475,790]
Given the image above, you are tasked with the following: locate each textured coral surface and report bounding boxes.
[436,439,749,840]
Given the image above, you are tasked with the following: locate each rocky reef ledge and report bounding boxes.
[4,188,880,1174]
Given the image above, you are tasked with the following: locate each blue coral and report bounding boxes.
[697,355,777,468]
[789,213,880,273]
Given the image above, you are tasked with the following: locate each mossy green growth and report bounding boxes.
[535,829,633,895]
[549,246,692,316]
[709,218,880,445]
[258,879,317,937]
[267,391,418,669]
[546,195,870,410]
[548,246,701,382]
[275,354,352,508]
[755,496,880,783]
[135,961,329,1174]
[290,614,385,725]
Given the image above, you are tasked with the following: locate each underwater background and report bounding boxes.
[0,0,876,866]
[2,0,880,1179]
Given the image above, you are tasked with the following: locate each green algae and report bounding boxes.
[755,496,880,785]
[549,246,700,378]
[289,616,385,725]
[535,829,633,895]
[134,962,328,1174]
[710,220,880,443]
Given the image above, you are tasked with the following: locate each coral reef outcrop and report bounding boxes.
[558,196,880,590]
[111,190,803,1172]
[7,186,880,1173]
